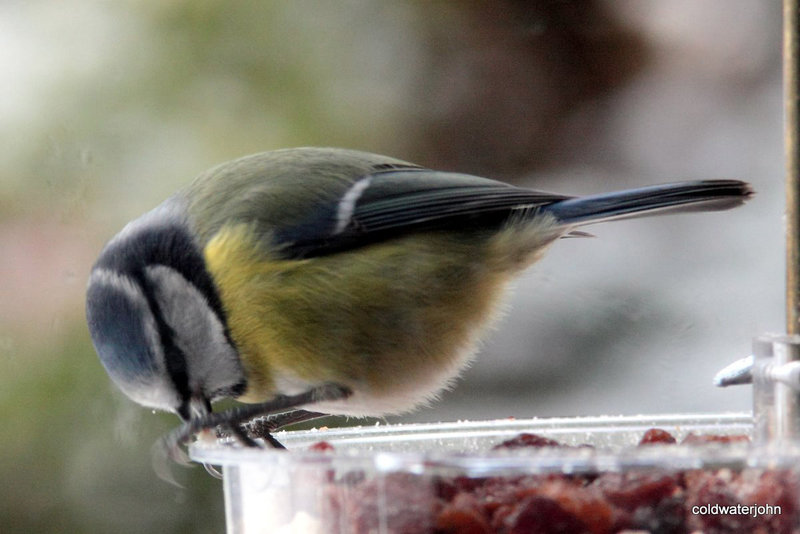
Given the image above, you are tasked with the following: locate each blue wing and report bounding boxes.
[277,167,751,259]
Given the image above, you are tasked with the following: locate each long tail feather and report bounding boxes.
[542,180,753,226]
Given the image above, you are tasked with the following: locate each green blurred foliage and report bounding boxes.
[0,324,224,533]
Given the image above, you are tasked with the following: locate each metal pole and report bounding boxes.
[716,1,800,445]
[785,0,800,334]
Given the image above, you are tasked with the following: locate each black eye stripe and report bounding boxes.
[94,221,245,402]
[136,270,191,406]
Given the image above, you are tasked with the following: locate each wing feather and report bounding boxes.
[280,169,569,258]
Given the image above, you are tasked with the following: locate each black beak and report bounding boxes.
[177,395,211,422]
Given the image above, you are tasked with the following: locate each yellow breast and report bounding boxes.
[202,222,544,413]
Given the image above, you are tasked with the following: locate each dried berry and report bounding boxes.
[638,428,677,445]
[314,430,798,533]
[493,433,562,450]
[681,433,749,445]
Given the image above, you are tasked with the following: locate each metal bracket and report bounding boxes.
[715,334,800,445]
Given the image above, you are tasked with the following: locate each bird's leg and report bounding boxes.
[241,409,330,445]
[157,383,352,464]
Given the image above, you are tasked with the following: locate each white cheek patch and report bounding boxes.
[88,268,180,411]
[145,265,242,398]
[90,268,147,309]
[335,175,373,234]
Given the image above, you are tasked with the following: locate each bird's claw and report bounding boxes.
[151,382,353,482]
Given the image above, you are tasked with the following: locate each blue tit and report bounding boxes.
[85,147,752,452]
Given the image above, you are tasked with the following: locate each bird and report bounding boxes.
[85,147,752,458]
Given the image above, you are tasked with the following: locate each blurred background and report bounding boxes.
[0,1,783,532]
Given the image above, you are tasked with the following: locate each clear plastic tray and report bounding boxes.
[190,413,800,533]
